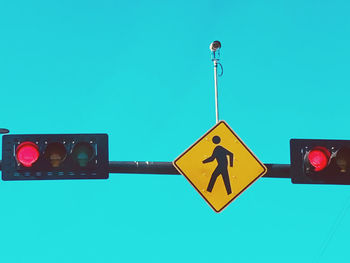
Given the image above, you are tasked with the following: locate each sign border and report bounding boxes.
[173,120,267,213]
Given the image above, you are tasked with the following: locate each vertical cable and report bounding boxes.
[214,60,219,123]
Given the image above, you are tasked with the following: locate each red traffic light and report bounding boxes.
[16,142,40,167]
[308,146,331,172]
[2,134,109,181]
[291,139,350,185]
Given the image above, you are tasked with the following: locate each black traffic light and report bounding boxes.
[290,139,350,185]
[2,134,109,181]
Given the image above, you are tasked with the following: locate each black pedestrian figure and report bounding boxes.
[202,136,233,195]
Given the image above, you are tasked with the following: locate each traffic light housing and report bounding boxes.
[2,134,109,180]
[290,139,350,185]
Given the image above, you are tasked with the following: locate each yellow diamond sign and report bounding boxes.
[173,121,267,213]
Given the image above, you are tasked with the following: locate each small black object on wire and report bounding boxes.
[0,129,9,134]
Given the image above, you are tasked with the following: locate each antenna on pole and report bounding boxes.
[210,40,223,124]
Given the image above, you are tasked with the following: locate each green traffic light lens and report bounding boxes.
[44,142,67,168]
[72,142,94,167]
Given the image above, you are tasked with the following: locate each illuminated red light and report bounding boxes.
[16,142,40,167]
[308,147,331,172]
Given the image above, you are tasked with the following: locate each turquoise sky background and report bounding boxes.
[1,0,350,262]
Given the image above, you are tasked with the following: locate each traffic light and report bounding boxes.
[290,139,350,185]
[1,134,109,181]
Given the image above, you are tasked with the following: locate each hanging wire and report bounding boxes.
[314,194,350,263]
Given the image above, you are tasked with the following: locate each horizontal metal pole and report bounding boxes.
[108,161,291,179]
[0,161,291,179]
[109,161,179,174]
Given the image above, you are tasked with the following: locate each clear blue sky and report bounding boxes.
[1,0,350,262]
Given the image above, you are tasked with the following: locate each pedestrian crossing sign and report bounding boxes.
[173,121,267,213]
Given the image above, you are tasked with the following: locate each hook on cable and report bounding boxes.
[218,63,223,77]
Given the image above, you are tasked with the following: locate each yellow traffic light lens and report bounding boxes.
[44,142,67,167]
[72,142,94,167]
[335,147,350,173]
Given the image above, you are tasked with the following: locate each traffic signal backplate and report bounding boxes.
[290,139,350,185]
[2,134,109,181]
